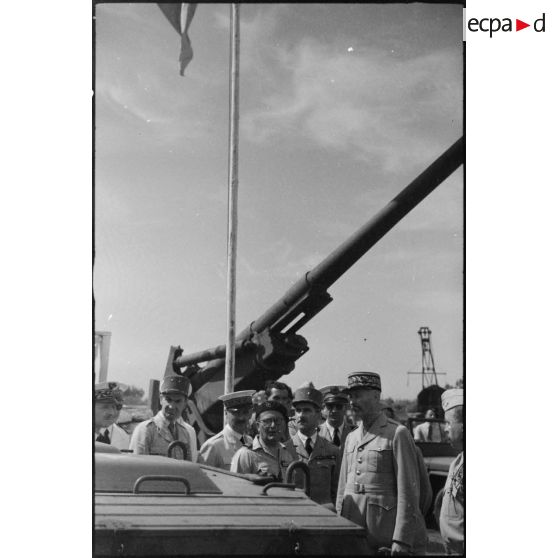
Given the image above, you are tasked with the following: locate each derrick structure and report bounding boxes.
[418,326,438,389]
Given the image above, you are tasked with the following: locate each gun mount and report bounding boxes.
[169,137,464,436]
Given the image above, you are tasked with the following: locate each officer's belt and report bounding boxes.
[349,481,395,494]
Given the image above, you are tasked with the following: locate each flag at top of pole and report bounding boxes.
[158,3,198,75]
[157,3,242,408]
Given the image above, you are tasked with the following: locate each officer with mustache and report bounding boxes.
[336,372,426,555]
[289,382,341,509]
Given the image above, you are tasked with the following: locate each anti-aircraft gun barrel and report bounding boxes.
[172,136,464,434]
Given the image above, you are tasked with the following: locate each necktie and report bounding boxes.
[305,438,313,455]
[332,427,341,446]
[427,423,433,441]
[168,422,177,440]
[240,436,245,445]
[96,429,110,444]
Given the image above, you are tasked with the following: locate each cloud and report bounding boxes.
[96,4,231,148]
[213,4,290,75]
[236,236,325,282]
[412,288,462,314]
[96,71,218,148]
[241,36,462,171]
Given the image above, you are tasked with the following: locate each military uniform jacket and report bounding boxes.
[94,423,130,451]
[289,432,341,506]
[199,424,253,470]
[335,413,425,551]
[440,452,464,555]
[129,410,193,461]
[415,445,433,517]
[177,417,199,463]
[319,421,354,450]
[107,423,130,451]
[230,435,295,481]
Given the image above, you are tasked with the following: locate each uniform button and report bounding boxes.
[357,458,362,463]
[356,470,361,475]
[357,448,363,452]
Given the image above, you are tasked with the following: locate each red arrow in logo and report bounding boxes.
[516,19,530,31]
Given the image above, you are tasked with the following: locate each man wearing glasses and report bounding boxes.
[319,385,354,449]
[199,390,255,470]
[230,401,294,481]
[439,388,464,555]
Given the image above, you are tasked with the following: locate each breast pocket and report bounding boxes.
[344,445,356,469]
[365,447,393,473]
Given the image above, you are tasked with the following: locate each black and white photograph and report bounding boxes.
[6,1,558,556]
[93,2,463,556]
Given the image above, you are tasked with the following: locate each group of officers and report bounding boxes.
[95,373,464,556]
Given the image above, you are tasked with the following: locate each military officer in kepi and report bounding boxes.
[94,382,129,450]
[319,385,354,449]
[129,375,193,460]
[199,390,255,470]
[289,382,341,510]
[230,400,295,481]
[439,388,464,555]
[336,371,427,555]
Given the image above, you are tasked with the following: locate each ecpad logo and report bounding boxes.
[467,13,546,38]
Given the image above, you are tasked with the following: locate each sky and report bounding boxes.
[94,2,463,401]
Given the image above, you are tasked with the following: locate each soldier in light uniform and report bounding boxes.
[336,371,427,555]
[230,401,295,481]
[377,403,433,523]
[129,375,194,460]
[94,382,129,451]
[176,408,199,463]
[289,382,341,510]
[199,390,255,470]
[439,389,464,555]
[319,385,354,449]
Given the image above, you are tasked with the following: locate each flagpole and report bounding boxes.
[224,3,240,406]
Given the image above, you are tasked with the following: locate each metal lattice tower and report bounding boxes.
[407,326,446,389]
[418,327,438,388]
